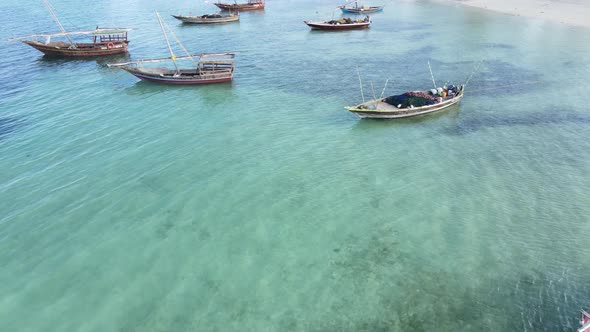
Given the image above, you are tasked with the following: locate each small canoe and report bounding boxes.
[339,5,383,13]
[345,85,465,119]
[304,18,371,30]
[214,0,264,11]
[172,13,239,24]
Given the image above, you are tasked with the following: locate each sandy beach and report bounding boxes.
[439,0,590,28]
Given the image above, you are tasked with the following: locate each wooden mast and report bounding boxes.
[155,11,199,71]
[428,60,437,89]
[42,0,76,47]
[155,11,179,73]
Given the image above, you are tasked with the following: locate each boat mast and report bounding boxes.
[157,12,199,69]
[342,0,360,7]
[380,79,389,98]
[428,60,437,89]
[356,65,365,102]
[42,0,76,47]
[155,11,179,72]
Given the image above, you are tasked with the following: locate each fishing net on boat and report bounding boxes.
[327,18,354,24]
[384,92,439,108]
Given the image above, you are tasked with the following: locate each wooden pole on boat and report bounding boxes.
[356,65,365,103]
[160,15,199,68]
[380,79,389,98]
[42,0,76,47]
[428,60,437,89]
[156,11,179,72]
[370,81,376,100]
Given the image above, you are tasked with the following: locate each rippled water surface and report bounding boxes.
[1,0,590,330]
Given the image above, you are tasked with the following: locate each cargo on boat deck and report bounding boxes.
[384,92,438,108]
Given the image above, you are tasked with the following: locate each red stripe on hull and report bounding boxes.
[23,41,128,57]
[304,22,370,30]
[132,74,233,85]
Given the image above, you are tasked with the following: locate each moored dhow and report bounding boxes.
[339,1,383,14]
[304,16,371,30]
[172,13,239,24]
[110,53,236,85]
[214,0,265,11]
[10,0,129,57]
[17,28,130,57]
[108,12,235,85]
[345,85,464,119]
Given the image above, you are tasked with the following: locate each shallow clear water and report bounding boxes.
[1,0,590,330]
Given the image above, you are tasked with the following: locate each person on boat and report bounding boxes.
[363,15,370,22]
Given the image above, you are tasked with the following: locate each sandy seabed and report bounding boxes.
[438,0,590,27]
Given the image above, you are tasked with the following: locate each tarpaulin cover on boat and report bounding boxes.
[384,93,437,108]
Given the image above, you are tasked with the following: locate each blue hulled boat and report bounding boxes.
[339,1,383,14]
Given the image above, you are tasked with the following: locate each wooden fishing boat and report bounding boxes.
[339,2,383,14]
[579,310,590,332]
[304,17,371,30]
[172,13,239,24]
[10,0,129,57]
[214,0,265,11]
[108,12,235,85]
[339,5,383,14]
[345,85,464,119]
[18,29,129,57]
[110,53,236,85]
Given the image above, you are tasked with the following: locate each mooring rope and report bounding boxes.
[465,80,544,94]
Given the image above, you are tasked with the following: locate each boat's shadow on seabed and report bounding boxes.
[349,103,461,129]
[122,80,234,98]
[35,53,131,68]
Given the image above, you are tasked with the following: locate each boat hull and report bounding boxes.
[23,40,128,57]
[339,7,383,14]
[122,67,233,85]
[304,21,370,30]
[346,94,463,119]
[214,3,264,11]
[172,15,239,24]
[580,310,590,332]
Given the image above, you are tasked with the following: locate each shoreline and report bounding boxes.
[435,0,590,28]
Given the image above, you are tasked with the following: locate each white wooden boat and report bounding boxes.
[345,85,464,119]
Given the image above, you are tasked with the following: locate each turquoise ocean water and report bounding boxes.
[1,0,590,330]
